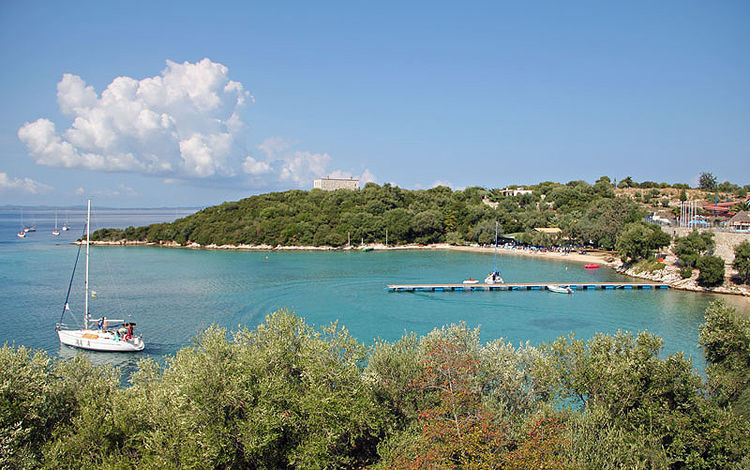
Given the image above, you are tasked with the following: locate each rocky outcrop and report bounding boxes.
[618,254,750,297]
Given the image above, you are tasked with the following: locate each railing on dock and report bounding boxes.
[387,282,669,292]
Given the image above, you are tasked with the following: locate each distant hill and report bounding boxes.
[90,179,748,249]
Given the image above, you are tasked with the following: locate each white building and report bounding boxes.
[500,187,533,197]
[313,176,359,191]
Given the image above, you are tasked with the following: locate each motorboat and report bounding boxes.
[547,285,573,294]
[584,263,600,269]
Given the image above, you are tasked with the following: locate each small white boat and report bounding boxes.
[547,285,573,294]
[484,222,505,284]
[463,278,480,284]
[61,210,70,231]
[17,209,26,238]
[52,210,60,236]
[56,200,145,352]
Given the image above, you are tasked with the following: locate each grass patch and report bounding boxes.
[632,258,666,274]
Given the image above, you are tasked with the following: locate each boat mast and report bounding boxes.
[493,221,498,273]
[84,200,90,327]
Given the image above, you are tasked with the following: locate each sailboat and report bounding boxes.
[484,221,504,284]
[61,210,70,231]
[17,209,25,238]
[24,212,36,233]
[52,210,60,236]
[56,200,145,352]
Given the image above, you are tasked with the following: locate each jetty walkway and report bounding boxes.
[387,282,669,292]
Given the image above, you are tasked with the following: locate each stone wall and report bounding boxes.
[662,227,750,266]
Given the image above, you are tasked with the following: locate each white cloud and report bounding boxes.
[360,169,377,185]
[431,180,464,190]
[18,58,251,179]
[243,137,374,189]
[242,156,272,176]
[0,172,52,194]
[257,137,290,159]
[279,151,331,186]
[18,60,376,192]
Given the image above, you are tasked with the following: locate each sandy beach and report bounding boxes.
[87,239,616,266]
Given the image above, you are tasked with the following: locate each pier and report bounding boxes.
[387,282,669,292]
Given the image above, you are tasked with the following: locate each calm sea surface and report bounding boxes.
[1,207,745,375]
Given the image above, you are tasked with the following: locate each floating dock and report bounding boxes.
[387,282,669,292]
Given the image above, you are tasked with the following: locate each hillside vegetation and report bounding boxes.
[92,177,748,251]
[2,301,749,468]
[92,178,648,249]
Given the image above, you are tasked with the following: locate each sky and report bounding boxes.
[0,1,748,207]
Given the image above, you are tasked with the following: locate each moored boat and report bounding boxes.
[56,200,145,352]
[484,221,505,284]
[52,210,60,236]
[547,284,573,294]
[584,263,600,269]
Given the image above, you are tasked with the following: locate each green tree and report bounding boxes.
[617,176,634,189]
[699,301,750,416]
[699,172,717,191]
[674,230,715,267]
[615,222,671,262]
[543,331,750,468]
[732,240,750,284]
[696,254,725,287]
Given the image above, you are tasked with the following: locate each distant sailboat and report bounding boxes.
[56,200,145,352]
[61,210,70,231]
[17,209,25,238]
[24,213,36,233]
[52,210,60,236]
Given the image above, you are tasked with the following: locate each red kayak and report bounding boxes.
[584,264,600,269]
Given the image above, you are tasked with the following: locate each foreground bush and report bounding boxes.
[2,303,749,469]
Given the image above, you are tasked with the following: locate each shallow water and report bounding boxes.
[2,207,745,376]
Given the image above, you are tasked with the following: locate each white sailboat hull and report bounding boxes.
[57,329,145,352]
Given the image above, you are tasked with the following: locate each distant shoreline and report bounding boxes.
[85,239,614,266]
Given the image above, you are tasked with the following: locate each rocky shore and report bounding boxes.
[617,254,750,297]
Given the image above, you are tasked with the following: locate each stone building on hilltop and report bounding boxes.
[313,176,359,191]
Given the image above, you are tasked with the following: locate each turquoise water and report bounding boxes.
[2,208,744,374]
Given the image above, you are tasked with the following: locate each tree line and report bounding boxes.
[91,179,651,250]
[2,301,749,468]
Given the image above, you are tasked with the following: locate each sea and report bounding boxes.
[1,206,744,377]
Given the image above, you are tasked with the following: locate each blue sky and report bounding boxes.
[1,1,748,207]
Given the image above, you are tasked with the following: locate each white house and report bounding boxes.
[501,187,533,197]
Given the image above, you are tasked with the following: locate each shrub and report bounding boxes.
[733,240,750,285]
[680,265,693,279]
[696,255,725,287]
